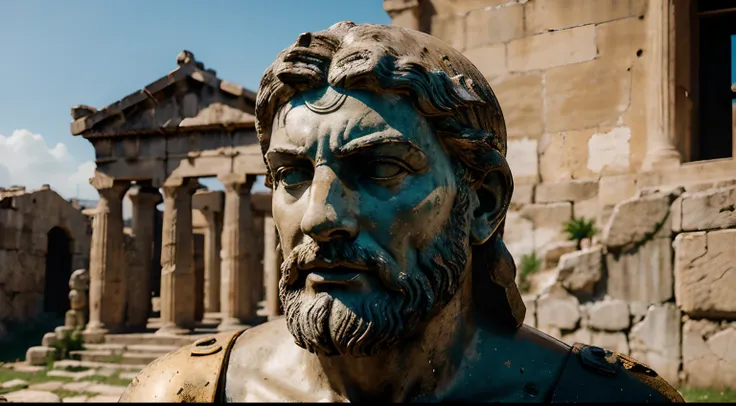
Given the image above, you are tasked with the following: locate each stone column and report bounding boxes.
[217,173,259,331]
[156,178,199,335]
[264,215,282,319]
[126,184,161,331]
[643,0,681,170]
[202,209,222,313]
[84,172,129,336]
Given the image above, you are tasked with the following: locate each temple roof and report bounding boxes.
[70,50,258,137]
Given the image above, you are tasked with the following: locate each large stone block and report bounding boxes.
[598,174,638,209]
[629,303,682,386]
[545,59,631,133]
[491,73,544,140]
[430,14,466,51]
[26,346,56,366]
[520,202,573,251]
[464,44,507,80]
[606,237,673,303]
[537,284,581,332]
[602,190,676,250]
[535,180,598,204]
[426,0,511,16]
[540,240,578,269]
[11,292,44,321]
[508,25,596,72]
[596,16,647,66]
[506,138,539,185]
[679,185,736,231]
[591,331,629,355]
[538,129,593,182]
[674,230,736,319]
[587,298,630,332]
[524,0,629,35]
[522,294,537,328]
[682,319,736,390]
[503,211,534,264]
[465,4,524,49]
[556,246,603,296]
[510,184,534,208]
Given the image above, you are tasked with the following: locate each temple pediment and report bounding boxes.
[70,51,257,137]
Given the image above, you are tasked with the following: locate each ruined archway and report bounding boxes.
[44,226,73,316]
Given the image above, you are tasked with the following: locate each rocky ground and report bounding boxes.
[0,362,132,403]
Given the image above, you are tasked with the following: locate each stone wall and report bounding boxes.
[0,186,92,334]
[520,182,736,389]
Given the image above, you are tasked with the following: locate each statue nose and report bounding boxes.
[300,166,358,242]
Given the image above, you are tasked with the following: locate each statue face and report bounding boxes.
[267,86,473,357]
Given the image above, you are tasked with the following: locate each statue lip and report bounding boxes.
[306,267,363,285]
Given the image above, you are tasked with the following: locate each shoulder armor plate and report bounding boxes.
[550,343,684,403]
[119,329,246,402]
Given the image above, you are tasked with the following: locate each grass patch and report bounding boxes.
[0,367,73,384]
[80,374,131,387]
[680,387,736,403]
[63,365,90,372]
[0,384,29,395]
[518,252,542,293]
[51,329,85,360]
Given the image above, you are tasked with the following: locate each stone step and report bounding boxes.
[125,344,181,354]
[83,344,126,354]
[53,359,148,372]
[103,333,203,347]
[120,352,160,366]
[69,350,119,364]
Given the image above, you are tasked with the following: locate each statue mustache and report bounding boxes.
[281,238,403,293]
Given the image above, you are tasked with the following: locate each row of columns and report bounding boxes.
[84,172,282,336]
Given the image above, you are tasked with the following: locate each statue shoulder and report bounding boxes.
[119,329,246,403]
[550,343,684,403]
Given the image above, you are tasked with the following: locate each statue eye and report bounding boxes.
[365,159,408,181]
[275,167,312,189]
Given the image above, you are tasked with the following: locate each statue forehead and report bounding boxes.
[269,86,434,150]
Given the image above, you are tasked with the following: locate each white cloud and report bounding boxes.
[0,129,97,200]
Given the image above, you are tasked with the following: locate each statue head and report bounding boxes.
[256,22,525,358]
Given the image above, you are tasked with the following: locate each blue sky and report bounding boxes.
[0,0,391,202]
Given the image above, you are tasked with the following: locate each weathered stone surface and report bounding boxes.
[573,197,599,222]
[529,268,560,296]
[587,298,630,332]
[538,127,627,182]
[426,0,511,15]
[596,17,647,68]
[520,202,573,252]
[3,389,61,403]
[524,0,629,35]
[598,174,638,209]
[679,186,736,231]
[464,44,507,80]
[545,58,630,133]
[465,4,524,49]
[535,180,598,204]
[86,384,126,396]
[11,292,44,321]
[629,301,648,325]
[561,328,592,346]
[556,246,603,295]
[541,240,578,269]
[521,294,537,328]
[674,230,736,318]
[602,191,675,249]
[491,73,543,140]
[506,138,539,185]
[25,346,56,366]
[606,237,673,303]
[591,331,629,354]
[85,394,121,403]
[503,211,534,264]
[41,332,58,347]
[510,184,534,208]
[508,25,596,72]
[28,381,64,391]
[537,284,581,331]
[682,320,736,390]
[1,379,28,389]
[629,303,681,385]
[430,14,466,51]
[61,395,89,403]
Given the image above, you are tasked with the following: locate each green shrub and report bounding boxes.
[51,329,85,360]
[518,252,542,293]
[564,217,597,247]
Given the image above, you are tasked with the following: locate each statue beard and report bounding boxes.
[279,183,471,357]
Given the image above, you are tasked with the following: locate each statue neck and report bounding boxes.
[312,269,478,402]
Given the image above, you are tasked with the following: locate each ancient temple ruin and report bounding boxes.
[68,51,281,338]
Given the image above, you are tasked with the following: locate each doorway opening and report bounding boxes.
[44,227,73,316]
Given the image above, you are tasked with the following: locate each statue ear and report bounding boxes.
[470,166,513,246]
